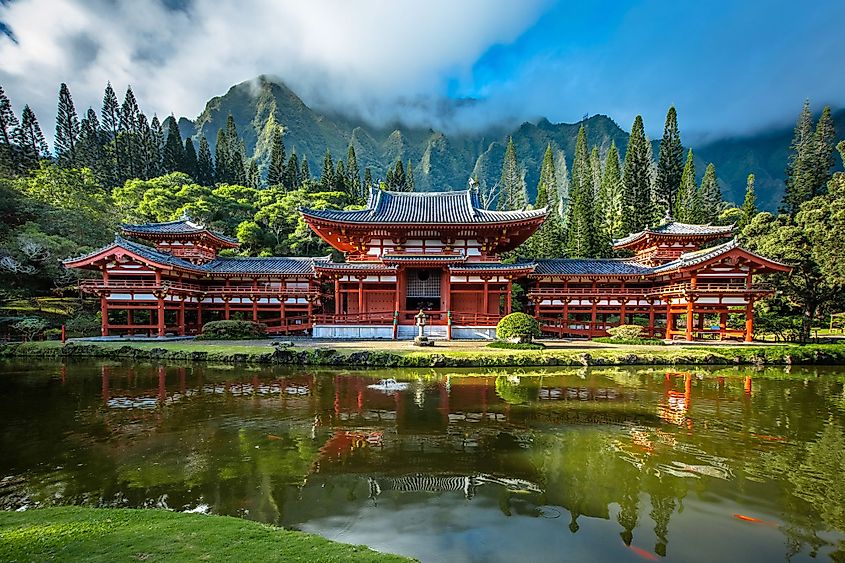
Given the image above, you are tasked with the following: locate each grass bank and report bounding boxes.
[3,339,845,367]
[0,507,410,562]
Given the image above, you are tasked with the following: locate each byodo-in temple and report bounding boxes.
[64,187,791,341]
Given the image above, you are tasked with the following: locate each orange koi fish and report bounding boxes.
[626,544,659,560]
[267,434,282,441]
[733,514,777,527]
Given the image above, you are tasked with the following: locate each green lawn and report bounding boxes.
[0,507,411,562]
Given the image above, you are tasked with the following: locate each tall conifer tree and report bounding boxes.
[215,128,229,183]
[406,159,415,192]
[346,144,361,198]
[566,126,598,257]
[118,86,141,180]
[162,115,185,174]
[363,167,373,191]
[267,127,286,187]
[527,144,563,257]
[812,105,836,197]
[699,163,721,223]
[334,160,347,192]
[184,138,198,180]
[674,149,702,222]
[598,142,624,240]
[14,105,49,171]
[0,86,21,176]
[100,82,121,184]
[196,136,214,185]
[149,116,164,177]
[498,137,524,210]
[300,157,310,183]
[622,115,653,234]
[655,106,683,217]
[321,150,335,191]
[284,152,299,189]
[740,173,757,229]
[77,108,105,179]
[55,83,81,167]
[783,100,815,215]
[246,158,260,189]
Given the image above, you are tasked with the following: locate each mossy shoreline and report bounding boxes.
[0,507,410,562]
[3,340,845,367]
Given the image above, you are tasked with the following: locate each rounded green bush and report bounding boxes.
[198,320,267,340]
[496,312,541,343]
[607,324,644,340]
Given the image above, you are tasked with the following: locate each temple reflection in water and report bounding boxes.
[1,362,844,561]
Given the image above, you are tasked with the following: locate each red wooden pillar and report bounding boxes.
[719,312,727,338]
[563,300,569,336]
[745,300,754,342]
[224,298,230,320]
[685,300,693,341]
[127,309,134,336]
[335,277,342,316]
[441,268,451,314]
[505,279,513,315]
[619,298,627,327]
[252,297,258,322]
[157,294,166,337]
[357,277,364,316]
[590,300,598,339]
[178,299,186,336]
[100,294,109,336]
[648,303,655,338]
[482,278,489,315]
[197,302,203,332]
[665,300,672,339]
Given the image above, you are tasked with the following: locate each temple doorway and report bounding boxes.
[405,269,441,311]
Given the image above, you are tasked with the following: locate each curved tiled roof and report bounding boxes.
[300,188,547,225]
[613,221,735,247]
[450,262,536,272]
[122,218,239,245]
[314,262,397,272]
[204,256,330,275]
[532,258,654,276]
[63,235,207,272]
[652,238,740,272]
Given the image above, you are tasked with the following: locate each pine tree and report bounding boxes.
[267,127,286,187]
[334,160,347,192]
[622,115,653,234]
[321,149,335,190]
[300,157,310,183]
[55,83,81,167]
[138,114,161,179]
[675,149,704,223]
[811,105,836,197]
[699,163,721,223]
[783,100,815,215]
[215,128,230,183]
[363,167,373,191]
[196,136,214,185]
[554,149,570,224]
[284,152,299,189]
[388,160,406,191]
[406,159,415,192]
[598,141,624,240]
[0,86,21,176]
[118,86,141,180]
[77,108,105,178]
[162,115,185,174]
[346,144,361,198]
[566,126,598,257]
[14,105,49,171]
[740,173,757,229]
[246,158,260,189]
[149,116,164,177]
[184,138,198,180]
[654,106,683,217]
[100,82,121,184]
[527,144,563,257]
[590,146,602,196]
[498,137,525,210]
[224,115,246,185]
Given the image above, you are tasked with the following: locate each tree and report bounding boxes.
[300,157,310,183]
[321,149,335,191]
[77,108,105,180]
[783,100,816,215]
[149,116,164,177]
[387,159,407,191]
[674,149,701,222]
[566,126,598,258]
[363,167,373,192]
[0,86,21,176]
[223,115,246,185]
[284,152,299,189]
[739,173,757,229]
[118,86,141,180]
[100,82,121,185]
[334,159,347,193]
[598,141,624,239]
[246,158,260,189]
[183,138,198,180]
[498,137,526,210]
[54,83,81,167]
[196,136,215,185]
[215,128,229,183]
[699,163,721,223]
[267,127,286,187]
[161,115,185,174]
[654,106,683,218]
[14,105,50,171]
[346,144,361,198]
[406,159,415,192]
[811,105,836,196]
[526,144,563,257]
[622,115,653,234]
[554,149,570,224]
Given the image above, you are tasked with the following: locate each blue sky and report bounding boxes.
[1,0,842,140]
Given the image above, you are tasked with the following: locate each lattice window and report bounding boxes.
[406,269,441,297]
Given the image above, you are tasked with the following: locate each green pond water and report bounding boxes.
[1,361,844,562]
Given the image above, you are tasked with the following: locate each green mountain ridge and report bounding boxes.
[179,76,843,210]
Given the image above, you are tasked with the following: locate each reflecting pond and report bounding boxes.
[1,361,845,562]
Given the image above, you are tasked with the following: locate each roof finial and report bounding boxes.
[661,207,673,226]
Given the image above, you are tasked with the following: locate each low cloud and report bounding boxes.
[0,0,550,137]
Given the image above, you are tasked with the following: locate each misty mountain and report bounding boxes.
[180,76,843,210]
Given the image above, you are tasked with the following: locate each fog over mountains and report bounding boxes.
[179,76,844,211]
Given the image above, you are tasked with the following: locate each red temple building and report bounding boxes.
[64,187,790,341]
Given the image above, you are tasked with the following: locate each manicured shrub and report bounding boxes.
[65,313,100,337]
[607,324,644,340]
[496,312,541,343]
[198,320,267,340]
[593,336,665,346]
[13,317,49,342]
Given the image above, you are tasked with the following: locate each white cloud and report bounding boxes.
[0,0,550,137]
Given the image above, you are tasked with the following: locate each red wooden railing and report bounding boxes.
[314,310,502,326]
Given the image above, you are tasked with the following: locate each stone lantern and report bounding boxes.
[413,309,434,346]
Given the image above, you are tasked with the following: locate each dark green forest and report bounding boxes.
[0,80,843,341]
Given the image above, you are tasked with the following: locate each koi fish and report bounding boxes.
[626,544,659,560]
[733,514,778,527]
[267,434,282,441]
